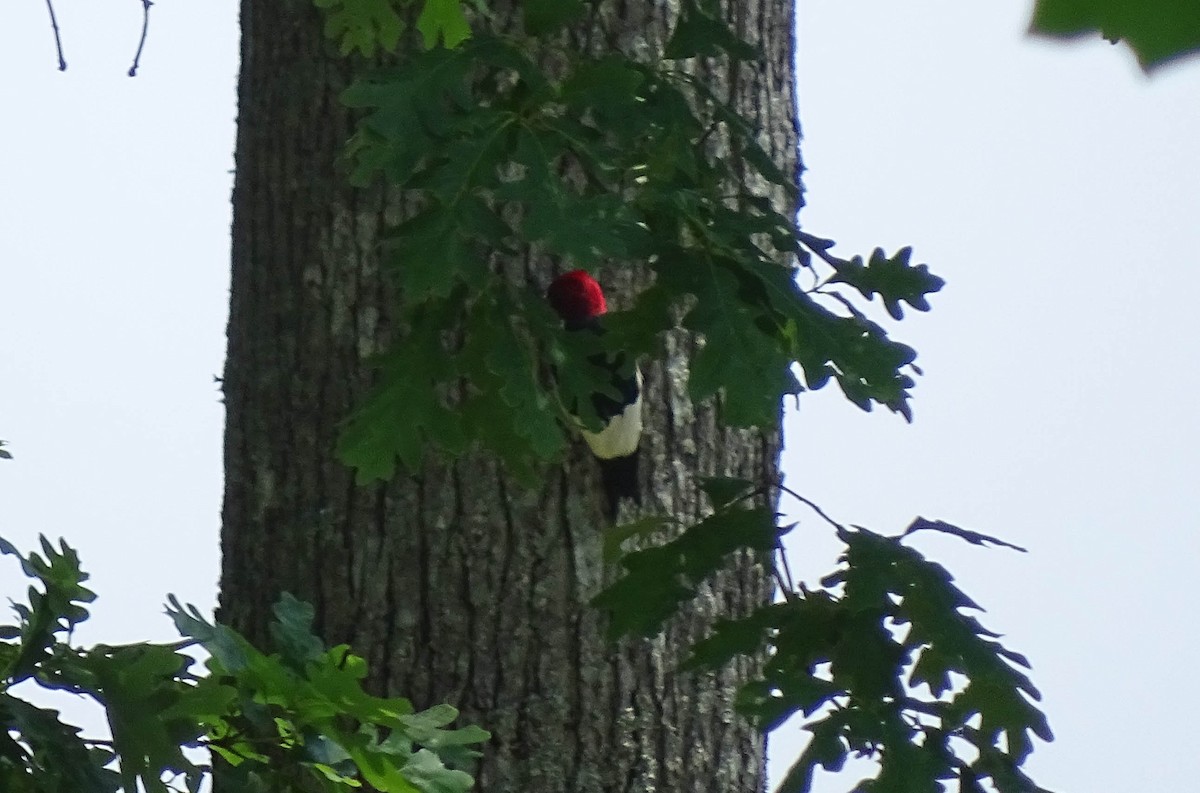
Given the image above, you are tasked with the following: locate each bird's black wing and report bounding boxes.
[589,350,640,421]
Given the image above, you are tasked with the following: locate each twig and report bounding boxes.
[44,0,66,71]
[815,287,868,320]
[770,564,794,601]
[128,0,153,77]
[777,483,844,533]
[776,538,797,594]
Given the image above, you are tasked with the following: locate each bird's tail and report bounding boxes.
[598,452,641,517]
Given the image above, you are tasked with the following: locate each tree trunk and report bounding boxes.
[220,2,800,791]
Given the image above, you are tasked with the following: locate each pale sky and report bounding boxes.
[3,2,1199,792]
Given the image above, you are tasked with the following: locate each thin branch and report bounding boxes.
[44,0,66,71]
[813,287,867,320]
[777,483,844,533]
[770,561,795,602]
[776,539,797,594]
[128,0,153,77]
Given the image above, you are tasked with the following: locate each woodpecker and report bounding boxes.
[546,269,643,513]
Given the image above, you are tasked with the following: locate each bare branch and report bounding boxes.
[44,0,66,71]
[128,0,153,77]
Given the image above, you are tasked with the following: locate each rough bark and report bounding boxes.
[221,1,800,791]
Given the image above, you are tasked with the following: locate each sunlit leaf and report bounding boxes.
[416,0,472,49]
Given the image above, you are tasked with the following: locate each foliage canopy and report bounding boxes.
[0,536,488,793]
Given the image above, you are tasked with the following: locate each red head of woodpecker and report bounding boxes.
[547,269,643,512]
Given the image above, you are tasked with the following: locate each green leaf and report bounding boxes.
[595,300,674,389]
[339,286,568,482]
[901,517,1028,553]
[165,595,250,673]
[664,0,760,61]
[158,673,238,731]
[594,505,776,639]
[314,0,405,57]
[337,312,467,481]
[698,476,757,510]
[402,748,475,793]
[1,536,95,684]
[949,677,1052,764]
[828,247,944,321]
[425,114,515,203]
[403,703,474,734]
[601,516,675,564]
[1030,0,1200,71]
[559,57,645,115]
[383,705,488,771]
[789,295,919,421]
[676,507,777,581]
[78,643,202,792]
[590,549,694,639]
[301,647,415,727]
[416,0,472,49]
[1,694,121,793]
[341,46,477,185]
[347,739,422,792]
[682,606,777,670]
[383,208,477,300]
[908,644,955,699]
[774,713,848,793]
[655,253,799,427]
[269,592,326,667]
[460,297,566,469]
[737,673,840,732]
[544,312,633,434]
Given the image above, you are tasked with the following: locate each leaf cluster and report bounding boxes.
[324,2,944,481]
[590,501,777,640]
[0,536,488,793]
[314,0,472,56]
[594,482,1054,793]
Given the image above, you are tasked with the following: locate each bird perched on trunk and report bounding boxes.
[546,269,642,513]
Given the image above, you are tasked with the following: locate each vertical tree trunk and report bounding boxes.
[221,2,800,791]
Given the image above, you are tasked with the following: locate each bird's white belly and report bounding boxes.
[582,397,643,459]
